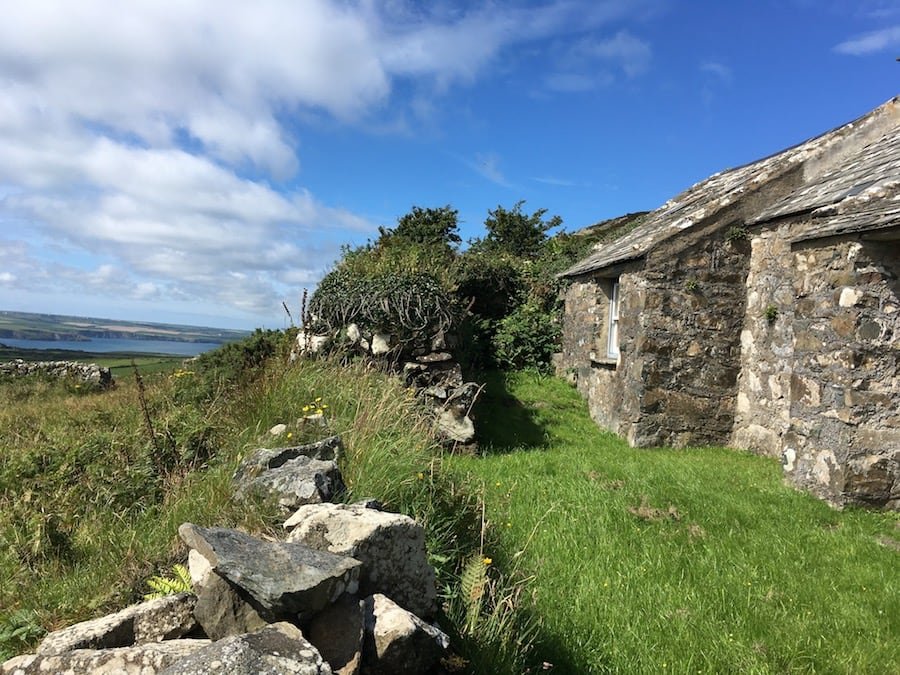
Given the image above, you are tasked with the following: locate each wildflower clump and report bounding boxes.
[301,396,328,417]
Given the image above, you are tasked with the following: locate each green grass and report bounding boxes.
[0,343,517,671]
[448,371,900,674]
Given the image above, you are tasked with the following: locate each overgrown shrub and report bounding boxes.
[491,300,562,371]
[309,268,458,348]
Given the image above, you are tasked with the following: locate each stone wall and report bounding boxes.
[628,229,752,446]
[784,233,899,508]
[558,268,643,441]
[559,225,753,448]
[731,227,795,457]
[0,359,113,388]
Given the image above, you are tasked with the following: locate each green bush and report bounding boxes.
[309,268,458,347]
[491,301,561,371]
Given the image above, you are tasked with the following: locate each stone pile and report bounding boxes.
[2,436,450,675]
[292,324,479,446]
[0,359,113,388]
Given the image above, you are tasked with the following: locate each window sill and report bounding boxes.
[590,354,619,368]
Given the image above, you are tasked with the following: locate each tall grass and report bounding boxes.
[0,343,535,672]
[448,370,900,673]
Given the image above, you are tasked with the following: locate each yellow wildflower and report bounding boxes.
[482,556,492,565]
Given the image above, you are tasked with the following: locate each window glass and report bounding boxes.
[607,281,619,358]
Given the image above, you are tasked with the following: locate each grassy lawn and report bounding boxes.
[447,371,900,674]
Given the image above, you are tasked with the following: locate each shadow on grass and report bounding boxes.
[473,371,550,454]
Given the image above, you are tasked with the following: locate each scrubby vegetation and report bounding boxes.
[308,201,634,371]
[0,333,534,672]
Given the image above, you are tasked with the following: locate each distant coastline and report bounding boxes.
[0,310,250,345]
[0,337,221,357]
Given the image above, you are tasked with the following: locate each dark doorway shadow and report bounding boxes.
[472,371,551,453]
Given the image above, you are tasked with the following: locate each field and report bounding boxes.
[0,310,247,343]
[448,371,900,673]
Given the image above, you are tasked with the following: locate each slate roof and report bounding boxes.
[752,121,900,243]
[562,96,900,278]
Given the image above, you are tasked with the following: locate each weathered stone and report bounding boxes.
[188,548,213,594]
[415,352,452,364]
[159,623,331,675]
[269,423,288,436]
[193,571,268,640]
[435,408,475,444]
[3,640,208,675]
[179,524,361,621]
[293,331,330,357]
[306,595,364,675]
[361,595,449,675]
[236,455,344,513]
[233,438,346,513]
[370,333,391,356]
[37,593,197,655]
[284,503,437,619]
[235,437,344,474]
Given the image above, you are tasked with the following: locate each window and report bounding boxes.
[607,280,620,359]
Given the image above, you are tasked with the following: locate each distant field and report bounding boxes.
[0,346,185,376]
[0,310,248,343]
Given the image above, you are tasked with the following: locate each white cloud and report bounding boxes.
[0,0,659,324]
[571,30,653,78]
[700,61,733,83]
[465,152,514,189]
[834,25,900,55]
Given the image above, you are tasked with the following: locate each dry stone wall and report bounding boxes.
[0,359,113,388]
[3,435,451,674]
[784,235,899,508]
[731,227,795,457]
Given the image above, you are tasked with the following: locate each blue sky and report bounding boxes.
[0,0,897,330]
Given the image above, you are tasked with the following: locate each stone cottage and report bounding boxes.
[557,97,899,509]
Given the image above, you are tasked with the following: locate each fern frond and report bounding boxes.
[459,553,488,633]
[144,564,193,600]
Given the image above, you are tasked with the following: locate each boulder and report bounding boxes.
[192,571,268,640]
[268,423,288,436]
[306,595,364,675]
[361,595,449,675]
[233,438,346,514]
[235,437,344,473]
[159,622,331,675]
[236,455,344,513]
[284,503,437,619]
[3,640,209,675]
[293,331,330,357]
[37,593,197,655]
[179,524,361,621]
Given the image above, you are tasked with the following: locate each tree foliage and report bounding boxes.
[378,205,461,250]
[475,200,562,258]
[310,201,591,371]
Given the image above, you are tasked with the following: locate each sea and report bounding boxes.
[1,337,222,357]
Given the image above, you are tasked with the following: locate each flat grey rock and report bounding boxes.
[37,593,197,655]
[3,639,208,674]
[179,524,361,620]
[160,622,331,675]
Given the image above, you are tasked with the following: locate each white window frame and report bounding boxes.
[607,280,620,359]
